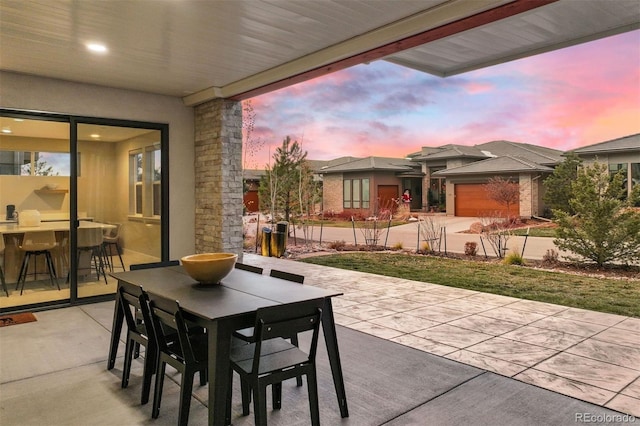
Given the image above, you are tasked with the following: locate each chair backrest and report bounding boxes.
[103,223,121,238]
[0,233,4,254]
[130,260,180,271]
[78,227,103,248]
[252,301,322,373]
[235,262,264,274]
[147,292,200,364]
[20,230,57,251]
[269,269,304,284]
[118,281,152,336]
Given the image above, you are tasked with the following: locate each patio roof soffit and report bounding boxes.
[183,0,554,106]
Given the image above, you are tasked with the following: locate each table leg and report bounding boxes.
[208,320,233,426]
[107,283,123,370]
[322,297,349,418]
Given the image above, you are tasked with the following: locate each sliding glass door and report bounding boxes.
[73,122,163,301]
[0,110,168,311]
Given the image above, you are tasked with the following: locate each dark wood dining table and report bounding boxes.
[108,266,349,426]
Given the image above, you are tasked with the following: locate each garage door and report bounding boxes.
[454,183,519,217]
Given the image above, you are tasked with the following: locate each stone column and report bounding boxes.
[194,99,243,254]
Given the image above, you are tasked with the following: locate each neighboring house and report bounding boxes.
[316,136,639,218]
[418,140,564,218]
[318,156,423,215]
[570,133,640,201]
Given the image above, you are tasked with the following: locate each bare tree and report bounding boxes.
[484,177,519,218]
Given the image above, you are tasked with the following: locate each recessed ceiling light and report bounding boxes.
[86,42,108,54]
[90,134,101,139]
[2,128,12,134]
[13,118,24,122]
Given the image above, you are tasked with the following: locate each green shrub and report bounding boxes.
[504,251,525,265]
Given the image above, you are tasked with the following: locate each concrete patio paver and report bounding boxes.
[246,253,640,418]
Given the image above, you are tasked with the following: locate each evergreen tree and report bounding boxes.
[258,136,307,222]
[543,152,582,216]
[553,162,640,266]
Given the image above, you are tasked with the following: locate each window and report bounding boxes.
[343,178,370,209]
[0,150,74,176]
[343,179,351,209]
[129,145,161,218]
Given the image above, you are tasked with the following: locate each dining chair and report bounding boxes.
[234,262,264,274]
[128,260,181,356]
[76,226,107,284]
[130,260,179,271]
[233,269,306,386]
[147,292,208,426]
[269,269,304,283]
[227,301,323,426]
[103,223,125,272]
[118,281,157,405]
[0,233,8,296]
[16,230,60,295]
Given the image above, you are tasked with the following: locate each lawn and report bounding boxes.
[300,252,640,317]
[511,227,557,238]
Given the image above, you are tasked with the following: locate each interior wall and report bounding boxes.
[0,71,195,258]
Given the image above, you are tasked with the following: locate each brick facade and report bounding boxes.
[194,99,243,254]
[322,174,343,213]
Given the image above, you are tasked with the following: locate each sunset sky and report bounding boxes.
[244,29,640,168]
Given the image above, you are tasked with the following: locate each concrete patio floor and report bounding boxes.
[0,254,638,425]
[246,254,640,419]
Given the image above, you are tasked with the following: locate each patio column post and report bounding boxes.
[194,98,243,255]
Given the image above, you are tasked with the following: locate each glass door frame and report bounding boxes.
[0,108,169,311]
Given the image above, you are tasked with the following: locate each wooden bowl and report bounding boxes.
[181,253,238,284]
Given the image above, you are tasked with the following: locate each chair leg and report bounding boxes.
[115,242,125,270]
[254,384,268,426]
[152,361,166,419]
[307,371,320,426]
[18,252,31,295]
[291,334,303,387]
[45,252,60,290]
[178,370,195,426]
[122,337,134,389]
[141,342,156,405]
[240,378,251,416]
[272,382,282,409]
[16,253,29,291]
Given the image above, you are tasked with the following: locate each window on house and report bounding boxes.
[632,163,640,187]
[0,150,75,176]
[130,146,160,218]
[343,179,351,209]
[609,163,627,177]
[343,178,370,209]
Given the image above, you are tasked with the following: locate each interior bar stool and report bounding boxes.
[103,223,125,272]
[16,230,60,295]
[76,226,108,284]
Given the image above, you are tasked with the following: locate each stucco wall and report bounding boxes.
[0,71,195,258]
